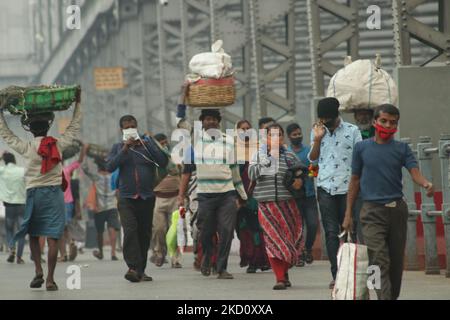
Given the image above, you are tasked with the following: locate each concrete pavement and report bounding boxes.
[0,248,449,300]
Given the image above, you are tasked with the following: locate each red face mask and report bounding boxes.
[374,123,397,140]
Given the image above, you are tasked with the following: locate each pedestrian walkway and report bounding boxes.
[0,249,449,300]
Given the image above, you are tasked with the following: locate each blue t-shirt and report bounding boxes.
[288,144,315,197]
[352,139,418,204]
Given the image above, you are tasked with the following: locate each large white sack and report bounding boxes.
[189,40,233,79]
[327,56,398,112]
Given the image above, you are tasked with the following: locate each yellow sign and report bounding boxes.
[94,67,125,90]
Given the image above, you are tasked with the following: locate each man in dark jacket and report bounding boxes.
[107,115,168,283]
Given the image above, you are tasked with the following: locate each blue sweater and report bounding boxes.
[106,137,168,200]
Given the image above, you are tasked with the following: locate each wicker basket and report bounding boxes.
[185,77,235,107]
[0,85,80,115]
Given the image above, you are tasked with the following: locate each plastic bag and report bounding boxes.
[166,210,180,258]
[332,233,370,300]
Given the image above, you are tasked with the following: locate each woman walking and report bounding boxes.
[235,120,270,273]
[248,123,303,290]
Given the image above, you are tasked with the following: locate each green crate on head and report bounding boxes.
[0,85,80,115]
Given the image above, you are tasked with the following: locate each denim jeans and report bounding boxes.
[5,204,26,258]
[317,188,346,280]
[296,196,319,251]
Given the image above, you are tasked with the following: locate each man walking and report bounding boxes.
[308,97,362,289]
[287,123,319,266]
[178,109,248,280]
[150,133,182,268]
[0,91,81,291]
[0,152,26,264]
[107,115,168,283]
[82,145,120,261]
[343,104,434,300]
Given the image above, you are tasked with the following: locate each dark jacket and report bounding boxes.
[106,137,168,200]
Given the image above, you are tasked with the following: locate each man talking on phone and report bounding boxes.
[107,115,168,283]
[308,97,362,290]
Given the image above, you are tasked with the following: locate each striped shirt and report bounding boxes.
[183,132,247,200]
[248,147,301,202]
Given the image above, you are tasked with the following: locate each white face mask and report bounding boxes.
[122,128,139,141]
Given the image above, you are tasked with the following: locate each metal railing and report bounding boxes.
[402,134,450,278]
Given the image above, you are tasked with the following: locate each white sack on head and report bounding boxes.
[189,40,233,79]
[327,56,398,112]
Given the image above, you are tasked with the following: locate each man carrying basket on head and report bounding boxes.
[0,88,81,291]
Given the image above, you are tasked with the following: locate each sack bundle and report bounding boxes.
[327,55,398,112]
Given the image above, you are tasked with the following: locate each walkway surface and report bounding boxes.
[0,249,449,300]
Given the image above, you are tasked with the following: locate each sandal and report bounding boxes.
[46,282,59,291]
[30,274,45,288]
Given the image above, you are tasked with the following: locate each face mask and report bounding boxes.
[374,123,397,140]
[291,137,303,146]
[122,128,139,141]
[323,119,335,129]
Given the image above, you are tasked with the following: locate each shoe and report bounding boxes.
[284,273,291,287]
[111,256,119,261]
[261,265,271,271]
[296,251,305,267]
[200,256,211,277]
[211,265,218,275]
[140,274,153,282]
[46,282,59,291]
[305,250,314,264]
[124,269,141,283]
[217,271,234,279]
[246,266,257,274]
[17,257,25,264]
[171,262,182,269]
[30,274,44,288]
[193,259,201,272]
[7,253,15,263]
[329,280,335,290]
[69,243,78,261]
[93,250,103,260]
[273,282,287,290]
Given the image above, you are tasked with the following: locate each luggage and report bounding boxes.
[185,40,236,108]
[0,85,80,115]
[332,233,370,300]
[185,76,236,108]
[189,40,233,79]
[327,55,398,112]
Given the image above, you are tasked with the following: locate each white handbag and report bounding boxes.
[332,233,370,300]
